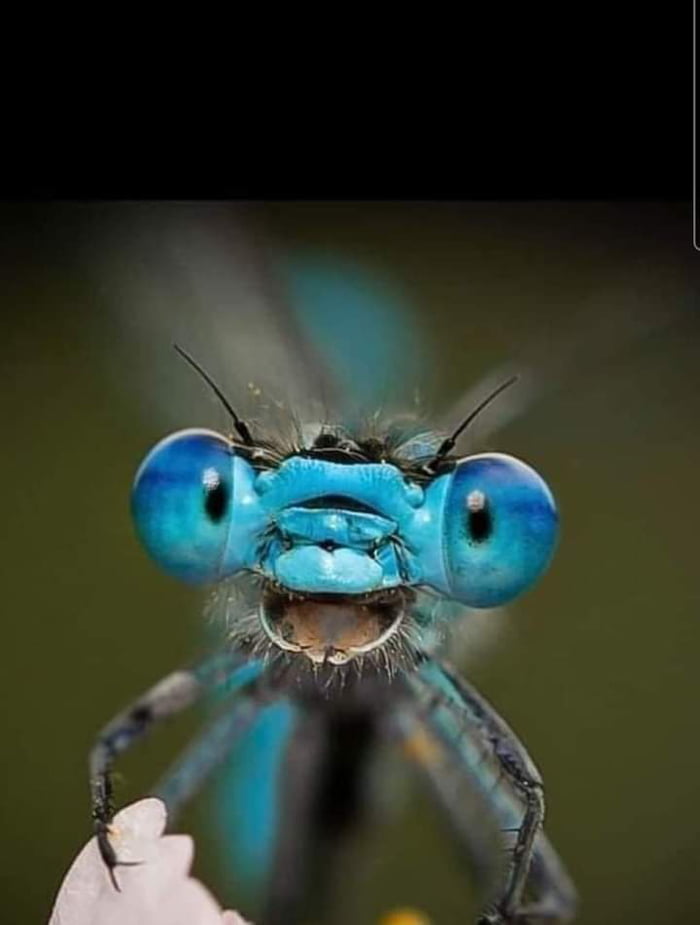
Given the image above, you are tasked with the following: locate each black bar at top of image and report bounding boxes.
[0,11,690,200]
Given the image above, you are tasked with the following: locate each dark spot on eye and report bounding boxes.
[204,480,229,522]
[468,502,492,543]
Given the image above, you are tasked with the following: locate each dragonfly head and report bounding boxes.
[131,427,558,666]
[245,447,430,663]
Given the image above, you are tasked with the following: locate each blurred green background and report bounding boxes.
[1,202,698,925]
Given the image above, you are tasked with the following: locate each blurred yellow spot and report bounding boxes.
[401,727,442,765]
[379,908,431,925]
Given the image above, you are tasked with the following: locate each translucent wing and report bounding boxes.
[437,272,696,451]
[87,204,430,436]
[277,251,427,413]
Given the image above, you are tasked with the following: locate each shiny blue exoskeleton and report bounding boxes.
[132,431,557,607]
[90,241,577,925]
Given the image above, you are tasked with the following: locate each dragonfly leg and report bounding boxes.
[476,768,545,924]
[152,681,267,824]
[399,657,576,924]
[88,650,253,887]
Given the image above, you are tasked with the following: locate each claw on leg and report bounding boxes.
[94,819,143,891]
[88,656,263,890]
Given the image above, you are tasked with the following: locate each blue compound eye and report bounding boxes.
[443,453,558,608]
[131,429,236,584]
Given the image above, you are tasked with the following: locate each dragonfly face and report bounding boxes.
[132,421,558,667]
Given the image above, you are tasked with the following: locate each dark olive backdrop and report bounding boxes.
[1,203,698,925]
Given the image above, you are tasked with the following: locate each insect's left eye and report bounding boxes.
[131,429,235,584]
[442,453,558,607]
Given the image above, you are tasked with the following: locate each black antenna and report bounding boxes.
[173,343,254,446]
[425,374,519,471]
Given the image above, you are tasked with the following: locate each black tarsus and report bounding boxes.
[173,343,255,446]
[425,374,519,471]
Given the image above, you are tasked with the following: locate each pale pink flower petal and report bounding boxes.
[221,913,248,925]
[49,798,248,925]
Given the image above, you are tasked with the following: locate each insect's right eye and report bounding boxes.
[131,429,235,584]
[440,453,558,607]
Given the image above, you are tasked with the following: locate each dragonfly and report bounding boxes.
[88,210,582,925]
